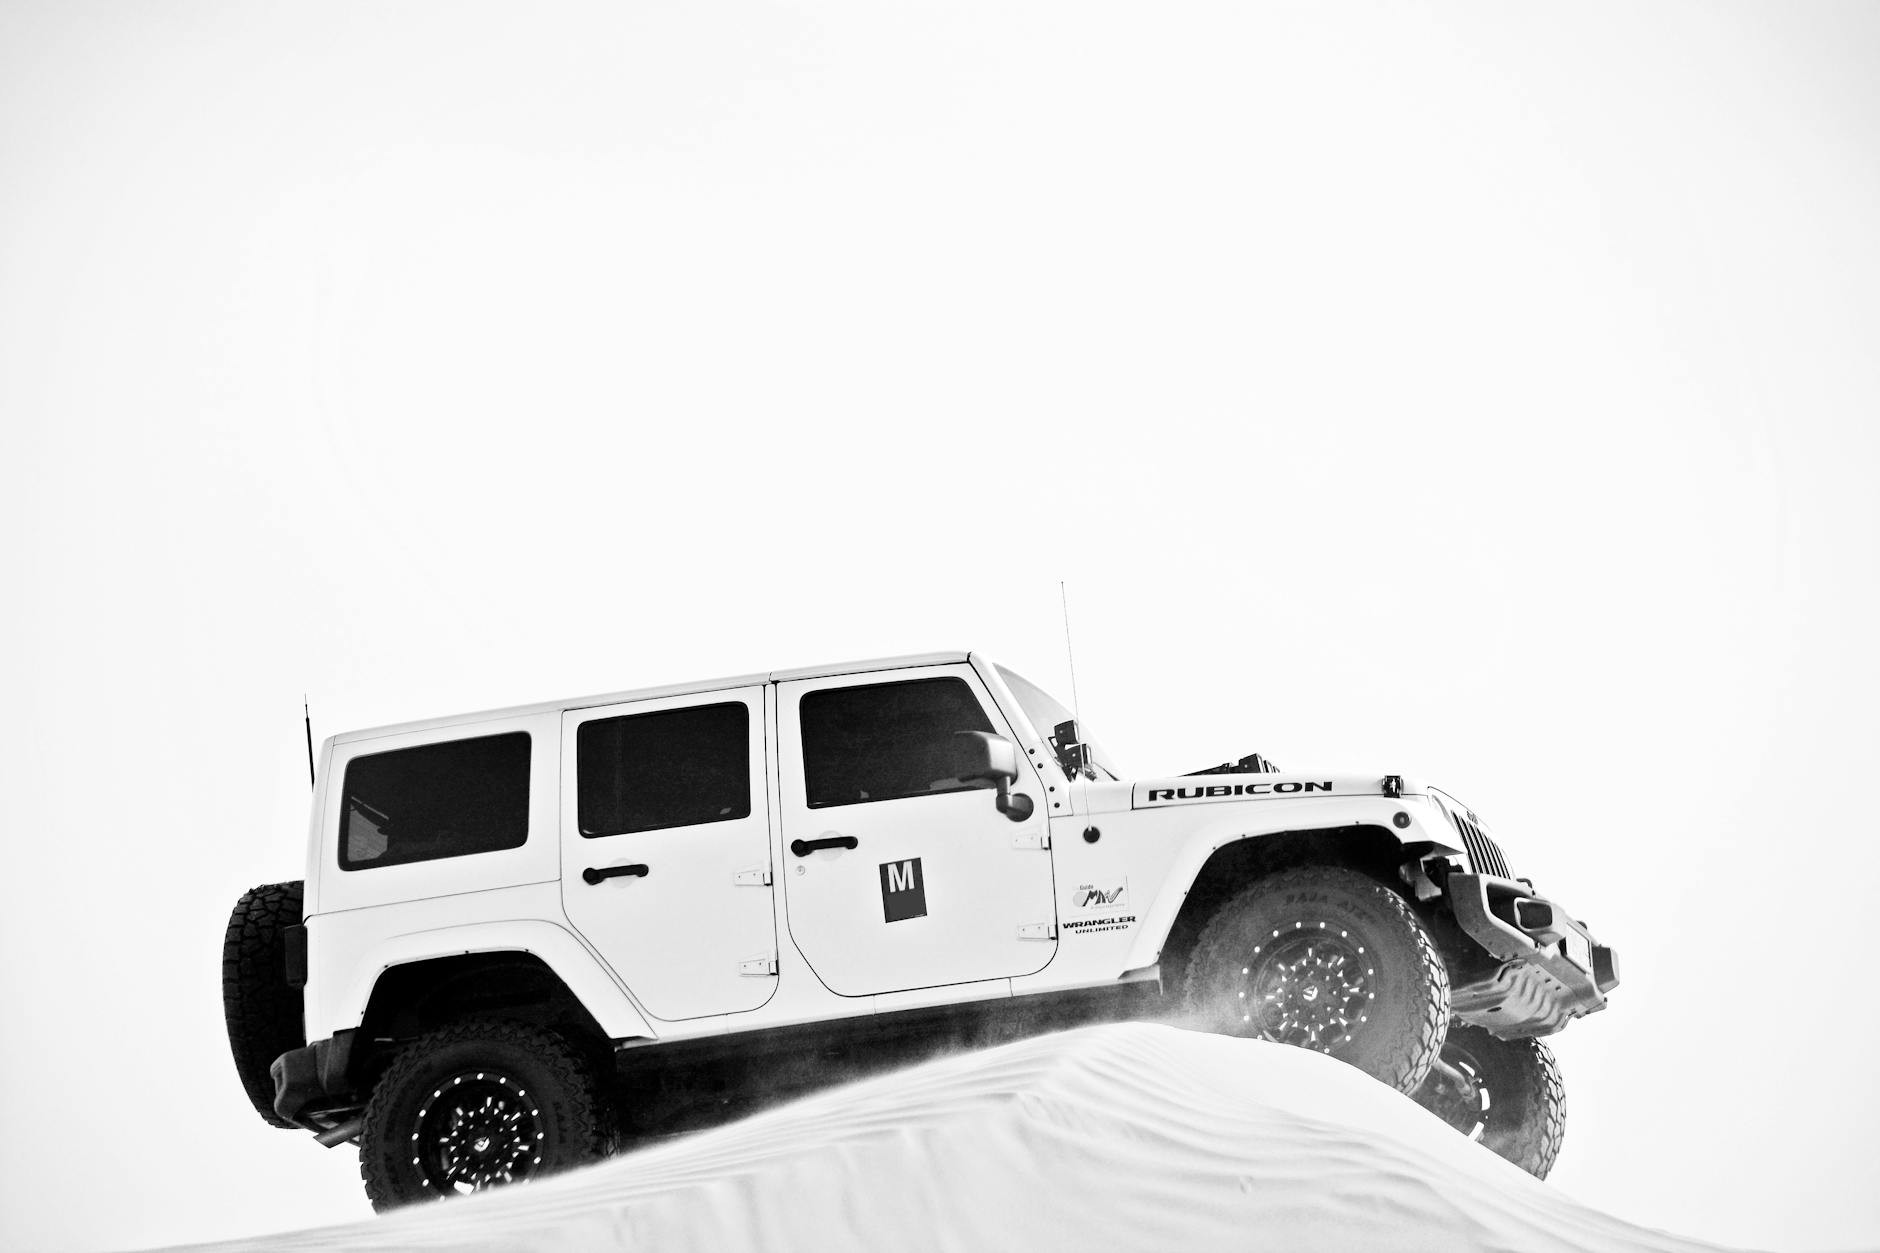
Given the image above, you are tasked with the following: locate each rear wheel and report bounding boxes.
[1184,866,1450,1093]
[359,1020,613,1211]
[1414,1023,1566,1178]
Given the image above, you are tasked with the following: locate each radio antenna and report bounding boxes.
[1059,581,1087,776]
[303,695,316,790]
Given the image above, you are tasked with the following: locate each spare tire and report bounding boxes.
[223,880,306,1128]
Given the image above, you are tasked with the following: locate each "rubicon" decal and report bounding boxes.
[1141,781,1334,802]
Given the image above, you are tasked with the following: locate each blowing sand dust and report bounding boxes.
[163,1023,1752,1253]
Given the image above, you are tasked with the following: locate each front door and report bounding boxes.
[777,664,1058,997]
[559,686,777,1021]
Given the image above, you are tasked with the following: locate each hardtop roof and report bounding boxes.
[330,651,976,745]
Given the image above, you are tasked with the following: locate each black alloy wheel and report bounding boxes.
[412,1068,546,1193]
[1239,925,1378,1052]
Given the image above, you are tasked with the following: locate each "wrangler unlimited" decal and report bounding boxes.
[1145,782,1334,801]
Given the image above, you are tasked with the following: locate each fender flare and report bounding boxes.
[328,918,655,1042]
[1117,805,1456,974]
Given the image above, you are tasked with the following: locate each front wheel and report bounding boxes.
[359,1020,613,1211]
[1183,866,1450,1093]
[1414,1023,1566,1179]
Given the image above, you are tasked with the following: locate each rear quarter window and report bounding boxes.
[338,731,531,870]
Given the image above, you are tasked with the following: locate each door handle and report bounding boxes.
[582,863,649,885]
[790,835,858,857]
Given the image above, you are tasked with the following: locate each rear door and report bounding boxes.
[776,664,1057,997]
[559,686,777,1021]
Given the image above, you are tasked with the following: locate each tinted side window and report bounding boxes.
[578,702,751,837]
[340,732,531,870]
[801,677,995,808]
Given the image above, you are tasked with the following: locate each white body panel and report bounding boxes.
[301,652,1440,1048]
[774,663,1057,997]
[315,712,562,917]
[1021,777,1460,989]
[558,686,778,1022]
[303,883,652,1041]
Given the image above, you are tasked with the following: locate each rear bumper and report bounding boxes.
[270,1030,358,1129]
[1446,873,1619,1038]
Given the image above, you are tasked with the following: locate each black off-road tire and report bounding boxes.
[1415,1023,1566,1179]
[360,1020,614,1211]
[223,880,306,1128]
[1184,866,1450,1094]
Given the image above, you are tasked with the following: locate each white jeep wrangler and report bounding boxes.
[224,651,1618,1208]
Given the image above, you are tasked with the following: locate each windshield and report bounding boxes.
[995,665,1122,781]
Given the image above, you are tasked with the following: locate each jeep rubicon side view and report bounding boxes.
[223,652,1618,1208]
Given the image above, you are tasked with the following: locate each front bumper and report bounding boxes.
[1446,873,1619,1038]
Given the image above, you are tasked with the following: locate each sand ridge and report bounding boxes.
[158,1023,1754,1253]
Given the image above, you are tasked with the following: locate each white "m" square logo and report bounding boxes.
[878,857,927,923]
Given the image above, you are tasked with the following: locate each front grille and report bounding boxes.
[1448,809,1512,879]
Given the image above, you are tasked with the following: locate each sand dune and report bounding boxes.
[162,1023,1750,1253]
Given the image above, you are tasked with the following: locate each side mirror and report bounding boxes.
[949,732,1035,823]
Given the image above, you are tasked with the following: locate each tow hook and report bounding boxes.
[1514,898,1563,944]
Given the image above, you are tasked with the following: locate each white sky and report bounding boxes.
[2,2,1877,1249]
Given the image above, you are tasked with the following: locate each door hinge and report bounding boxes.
[733,866,773,887]
[738,955,779,977]
[1012,831,1051,850]
[1016,921,1057,940]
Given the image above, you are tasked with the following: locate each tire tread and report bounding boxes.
[1185,866,1450,1093]
[222,880,305,1129]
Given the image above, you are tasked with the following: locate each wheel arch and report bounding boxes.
[1128,823,1421,986]
[340,949,635,1097]
[361,952,605,1041]
[314,919,654,1067]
